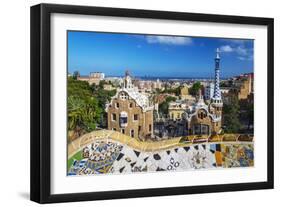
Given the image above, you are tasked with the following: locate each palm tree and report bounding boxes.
[68,96,85,131]
[68,96,102,133]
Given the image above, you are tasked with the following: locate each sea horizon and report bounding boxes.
[103,75,245,81]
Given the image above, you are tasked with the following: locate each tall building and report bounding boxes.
[182,49,223,135]
[231,73,253,100]
[77,72,105,85]
[90,72,105,79]
[204,82,214,100]
[152,79,162,91]
[105,71,154,139]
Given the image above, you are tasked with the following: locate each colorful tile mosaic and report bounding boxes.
[68,140,254,176]
[221,144,254,168]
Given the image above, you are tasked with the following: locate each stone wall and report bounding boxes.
[107,97,153,139]
[188,108,221,135]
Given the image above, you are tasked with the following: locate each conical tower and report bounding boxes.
[210,48,223,134]
[211,48,223,107]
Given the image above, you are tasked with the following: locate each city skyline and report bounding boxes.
[68,31,254,78]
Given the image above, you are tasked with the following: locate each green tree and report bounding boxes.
[223,96,242,133]
[67,96,85,131]
[73,71,80,80]
[174,86,181,96]
[189,82,202,96]
[67,77,102,136]
[67,78,92,98]
[90,82,116,127]
[67,96,101,133]
[239,100,254,131]
[98,80,107,89]
[161,86,181,96]
[158,96,176,115]
[91,84,116,108]
[246,102,254,130]
[82,97,102,131]
[155,88,162,94]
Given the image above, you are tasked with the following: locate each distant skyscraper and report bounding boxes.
[204,82,214,100]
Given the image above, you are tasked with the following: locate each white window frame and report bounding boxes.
[111,113,117,121]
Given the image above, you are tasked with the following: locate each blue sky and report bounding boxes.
[68,31,254,78]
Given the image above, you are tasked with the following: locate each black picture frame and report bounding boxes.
[30,3,274,204]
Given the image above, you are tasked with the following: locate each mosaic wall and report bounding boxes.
[68,140,254,176]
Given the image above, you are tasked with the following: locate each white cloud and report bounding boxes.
[220,45,234,52]
[220,43,252,61]
[237,56,246,60]
[221,39,250,45]
[146,36,192,45]
[238,55,253,61]
[236,46,248,56]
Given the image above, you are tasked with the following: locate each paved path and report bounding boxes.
[68,129,253,159]
[68,130,183,158]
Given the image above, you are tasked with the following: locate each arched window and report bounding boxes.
[120,92,128,100]
[198,110,207,119]
[130,129,135,138]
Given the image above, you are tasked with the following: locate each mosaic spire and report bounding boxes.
[213,48,221,100]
